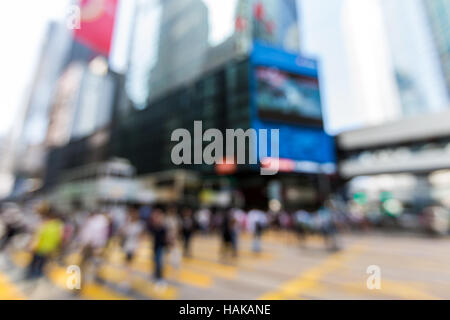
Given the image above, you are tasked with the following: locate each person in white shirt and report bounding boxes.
[121,209,144,264]
[78,212,109,268]
[248,209,267,253]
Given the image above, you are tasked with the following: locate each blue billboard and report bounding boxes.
[250,42,336,173]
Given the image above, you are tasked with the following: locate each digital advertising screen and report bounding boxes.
[255,65,323,126]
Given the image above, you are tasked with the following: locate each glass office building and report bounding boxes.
[380,0,449,117]
[124,0,300,109]
[108,0,335,209]
[422,0,450,98]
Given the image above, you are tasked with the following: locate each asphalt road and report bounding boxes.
[0,231,449,300]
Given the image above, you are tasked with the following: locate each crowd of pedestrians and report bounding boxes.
[0,200,343,292]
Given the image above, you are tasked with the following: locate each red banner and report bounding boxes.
[74,0,118,56]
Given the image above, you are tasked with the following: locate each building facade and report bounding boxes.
[109,0,335,209]
[422,0,450,98]
[339,0,449,128]
[337,110,450,213]
[381,0,449,117]
[45,0,335,210]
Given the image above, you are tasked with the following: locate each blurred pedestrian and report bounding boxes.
[248,209,267,253]
[232,207,246,233]
[0,206,26,251]
[149,209,168,283]
[26,207,63,279]
[294,209,310,246]
[120,208,144,266]
[220,210,237,259]
[139,204,152,223]
[59,215,76,262]
[78,211,110,288]
[180,208,195,257]
[230,208,245,252]
[278,210,294,243]
[117,207,144,290]
[195,207,211,234]
[318,201,340,252]
[166,206,182,269]
[165,206,179,244]
[110,205,127,237]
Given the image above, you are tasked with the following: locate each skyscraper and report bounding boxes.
[422,0,450,98]
[340,0,449,127]
[125,0,301,109]
[105,0,334,208]
[20,22,72,148]
[14,22,72,178]
[148,0,210,101]
[341,0,403,126]
[381,0,448,116]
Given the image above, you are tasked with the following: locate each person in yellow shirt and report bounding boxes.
[26,208,63,279]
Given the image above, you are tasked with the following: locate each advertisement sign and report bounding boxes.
[215,157,238,176]
[250,42,335,168]
[74,0,118,56]
[256,66,323,125]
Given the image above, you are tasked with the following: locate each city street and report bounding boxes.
[1,231,449,300]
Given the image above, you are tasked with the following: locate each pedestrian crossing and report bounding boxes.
[0,231,345,300]
[0,272,25,300]
[97,264,177,299]
[3,233,280,300]
[3,232,444,300]
[9,250,132,300]
[47,264,131,300]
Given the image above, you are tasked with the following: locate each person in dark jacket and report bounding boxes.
[149,209,168,282]
[220,210,237,259]
[180,208,195,257]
